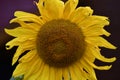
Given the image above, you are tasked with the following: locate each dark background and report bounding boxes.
[0,0,120,80]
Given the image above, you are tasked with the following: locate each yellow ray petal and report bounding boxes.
[84,57,112,70]
[10,20,41,31]
[24,58,43,80]
[55,68,62,80]
[85,37,116,49]
[84,46,96,62]
[26,23,42,31]
[79,60,97,80]
[19,50,37,63]
[70,63,87,80]
[5,38,25,50]
[76,62,94,79]
[49,67,56,80]
[12,11,43,24]
[13,63,28,77]
[5,27,37,37]
[14,11,38,18]
[82,25,110,37]
[78,15,109,28]
[62,68,70,80]
[36,64,49,80]
[12,51,23,65]
[63,0,78,19]
[69,66,81,80]
[35,0,50,21]
[10,17,43,25]
[37,0,64,20]
[102,29,111,37]
[88,46,116,63]
[12,41,35,65]
[69,7,93,23]
[5,36,35,50]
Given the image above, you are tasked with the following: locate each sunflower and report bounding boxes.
[5,0,116,80]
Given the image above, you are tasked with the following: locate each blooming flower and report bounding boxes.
[5,0,116,80]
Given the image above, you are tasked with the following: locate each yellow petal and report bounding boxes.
[13,63,28,77]
[26,23,41,31]
[80,60,97,80]
[12,40,35,65]
[70,64,87,80]
[5,27,37,37]
[10,18,42,26]
[5,36,35,50]
[5,38,24,50]
[35,0,50,20]
[19,50,37,63]
[63,0,79,19]
[89,46,116,63]
[55,68,62,80]
[10,20,41,31]
[69,66,80,80]
[102,29,111,37]
[37,0,64,20]
[12,11,43,24]
[69,7,93,23]
[84,46,96,62]
[39,64,49,80]
[82,25,111,37]
[78,15,109,28]
[62,68,70,80]
[84,57,112,70]
[49,67,56,80]
[24,58,43,80]
[14,11,38,18]
[85,37,117,49]
[80,15,110,37]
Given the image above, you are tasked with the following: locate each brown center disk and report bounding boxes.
[36,19,86,68]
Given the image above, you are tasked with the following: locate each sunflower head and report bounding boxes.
[5,0,116,80]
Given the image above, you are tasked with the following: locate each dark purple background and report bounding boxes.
[0,0,39,28]
[0,0,120,80]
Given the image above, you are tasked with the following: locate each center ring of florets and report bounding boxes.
[36,19,85,68]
